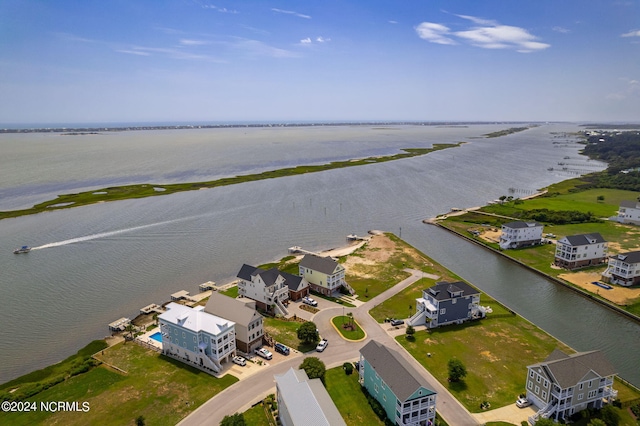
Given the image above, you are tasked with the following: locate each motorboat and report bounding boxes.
[13,246,31,254]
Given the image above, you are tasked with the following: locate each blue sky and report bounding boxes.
[1,0,639,124]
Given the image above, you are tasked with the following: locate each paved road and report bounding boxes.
[179,269,480,426]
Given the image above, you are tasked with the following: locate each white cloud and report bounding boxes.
[116,49,150,56]
[300,38,312,44]
[180,39,210,46]
[416,14,549,53]
[389,20,398,24]
[230,38,299,58]
[621,29,640,37]
[553,26,571,34]
[415,22,456,45]
[271,8,311,19]
[316,36,330,43]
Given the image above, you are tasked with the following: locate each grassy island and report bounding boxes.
[483,126,532,138]
[0,143,462,221]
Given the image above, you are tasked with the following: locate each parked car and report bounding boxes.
[302,296,318,307]
[255,347,273,360]
[316,339,328,352]
[390,319,405,326]
[232,356,247,366]
[274,342,290,355]
[516,397,532,408]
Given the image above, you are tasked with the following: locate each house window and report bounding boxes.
[440,308,446,315]
[528,381,533,390]
[542,391,547,399]
[579,383,584,390]
[374,384,379,393]
[578,394,584,400]
[537,375,541,383]
[588,390,597,398]
[588,380,592,388]
[544,379,548,388]
[383,394,386,401]
[535,386,540,394]
[529,370,534,378]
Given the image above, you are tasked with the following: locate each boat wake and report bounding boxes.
[31,219,184,250]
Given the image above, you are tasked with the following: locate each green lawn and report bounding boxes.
[0,343,238,426]
[369,277,438,322]
[242,403,273,425]
[396,312,572,413]
[325,366,385,426]
[220,285,239,299]
[263,317,317,353]
[331,316,366,340]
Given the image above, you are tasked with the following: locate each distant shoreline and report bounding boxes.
[0,120,542,134]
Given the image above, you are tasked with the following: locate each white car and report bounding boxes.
[316,339,328,352]
[255,347,273,360]
[302,296,318,307]
[516,397,532,408]
[232,356,246,366]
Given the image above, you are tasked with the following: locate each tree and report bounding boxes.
[299,357,326,383]
[124,323,136,341]
[499,195,507,204]
[297,321,319,343]
[406,325,416,341]
[220,413,246,426]
[600,405,620,426]
[135,415,145,426]
[534,419,555,426]
[597,195,605,202]
[447,358,467,382]
[588,419,607,426]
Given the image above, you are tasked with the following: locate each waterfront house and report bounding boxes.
[499,221,543,249]
[526,349,617,424]
[554,233,608,270]
[359,340,437,426]
[204,292,265,353]
[237,264,290,315]
[159,302,236,375]
[613,200,640,225]
[275,368,346,426]
[408,281,483,328]
[601,250,640,286]
[299,254,347,296]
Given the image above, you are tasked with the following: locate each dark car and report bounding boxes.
[390,319,405,326]
[274,342,290,355]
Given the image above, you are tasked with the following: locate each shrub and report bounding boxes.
[343,362,353,375]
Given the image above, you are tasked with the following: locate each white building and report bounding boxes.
[237,264,290,316]
[275,368,346,426]
[602,250,640,287]
[499,221,544,249]
[554,233,608,270]
[159,302,236,374]
[613,200,640,225]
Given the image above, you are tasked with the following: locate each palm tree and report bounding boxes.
[124,323,136,341]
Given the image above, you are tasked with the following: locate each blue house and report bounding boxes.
[408,281,484,328]
[359,340,437,426]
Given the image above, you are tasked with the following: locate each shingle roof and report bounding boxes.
[257,268,281,286]
[204,292,262,328]
[620,200,640,209]
[427,281,480,301]
[281,271,307,292]
[299,254,341,275]
[360,340,436,401]
[562,233,606,246]
[502,221,543,229]
[237,263,262,281]
[610,250,640,264]
[529,350,616,389]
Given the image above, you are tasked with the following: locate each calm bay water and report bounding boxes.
[2,124,637,387]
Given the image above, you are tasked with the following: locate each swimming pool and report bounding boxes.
[150,332,162,343]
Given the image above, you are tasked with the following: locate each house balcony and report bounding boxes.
[551,389,573,399]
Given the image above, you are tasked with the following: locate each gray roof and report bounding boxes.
[562,233,606,246]
[204,292,262,328]
[360,340,436,401]
[529,350,616,389]
[427,281,480,301]
[237,263,262,281]
[610,250,640,264]
[275,368,346,426]
[503,221,543,229]
[620,200,640,209]
[281,271,307,292]
[299,254,341,275]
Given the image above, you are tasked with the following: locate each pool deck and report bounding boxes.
[136,327,163,351]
